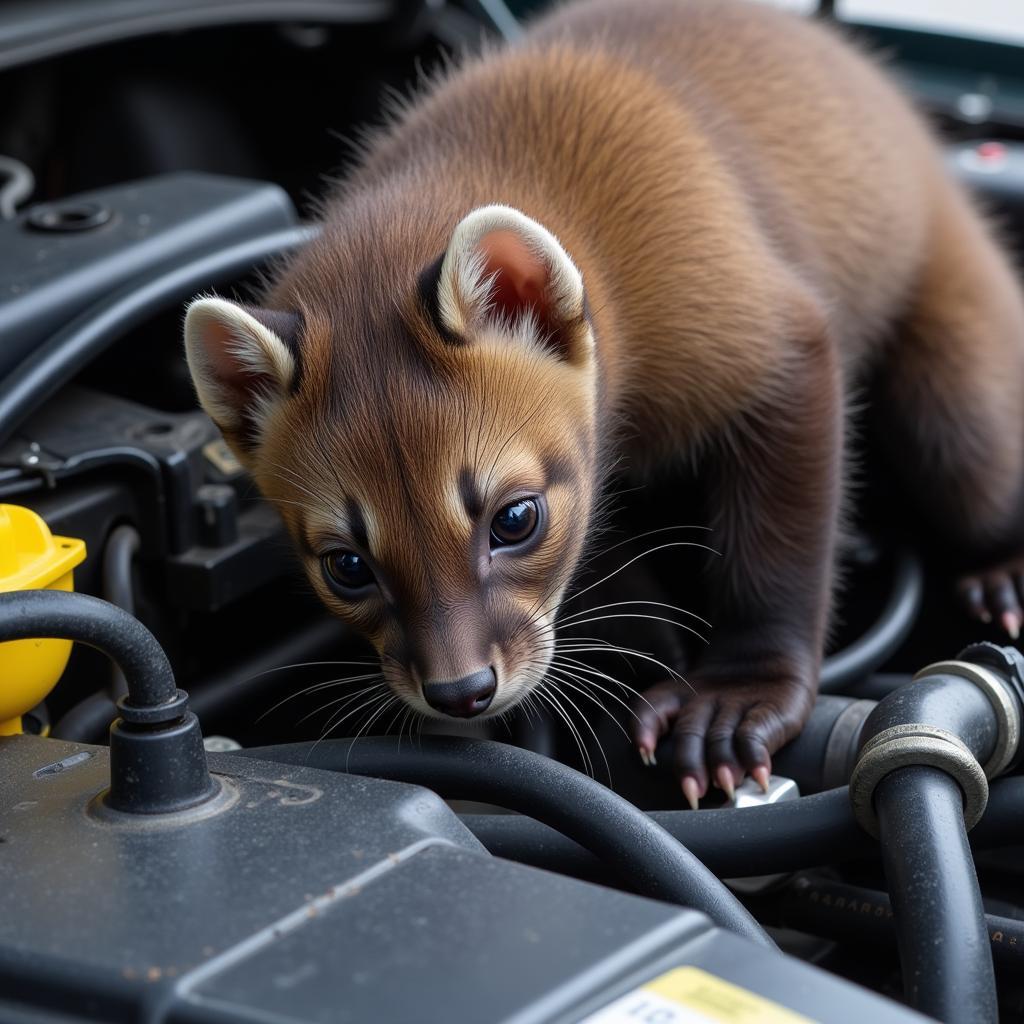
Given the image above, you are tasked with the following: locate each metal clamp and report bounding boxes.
[850,724,989,838]
[822,698,877,790]
[913,660,1021,779]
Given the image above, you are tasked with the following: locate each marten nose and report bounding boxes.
[423,668,496,718]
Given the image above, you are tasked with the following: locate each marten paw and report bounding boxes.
[958,558,1024,640]
[630,675,814,810]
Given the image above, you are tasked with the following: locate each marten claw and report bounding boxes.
[631,676,812,808]
[958,561,1024,640]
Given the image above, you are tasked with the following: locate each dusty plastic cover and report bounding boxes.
[0,734,929,1024]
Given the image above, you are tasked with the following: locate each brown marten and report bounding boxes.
[184,0,1024,808]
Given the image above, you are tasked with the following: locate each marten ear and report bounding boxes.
[184,296,301,448]
[435,205,592,364]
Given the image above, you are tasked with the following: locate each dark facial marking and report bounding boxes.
[541,451,577,490]
[458,466,484,521]
[345,497,369,550]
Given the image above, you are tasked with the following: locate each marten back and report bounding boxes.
[184,0,1024,790]
[268,0,942,455]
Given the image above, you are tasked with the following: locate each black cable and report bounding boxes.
[819,547,924,693]
[875,766,997,1024]
[752,873,1024,974]
[102,523,140,700]
[0,589,174,709]
[0,226,315,448]
[237,736,775,948]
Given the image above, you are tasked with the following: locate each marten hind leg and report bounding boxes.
[876,183,1024,635]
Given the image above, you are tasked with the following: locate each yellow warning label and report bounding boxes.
[579,966,817,1024]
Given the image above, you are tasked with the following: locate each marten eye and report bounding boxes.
[322,550,375,594]
[490,498,540,549]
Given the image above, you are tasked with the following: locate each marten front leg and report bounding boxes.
[631,326,842,807]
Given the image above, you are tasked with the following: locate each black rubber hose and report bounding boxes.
[875,766,997,1024]
[819,547,924,693]
[51,687,116,743]
[857,670,998,768]
[53,614,345,743]
[464,786,872,879]
[460,774,1023,883]
[752,874,1024,974]
[833,673,912,702]
[0,226,315,448]
[972,775,1024,848]
[102,523,140,700]
[771,694,863,792]
[0,589,175,709]
[237,736,775,948]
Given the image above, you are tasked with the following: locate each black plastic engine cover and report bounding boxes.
[0,172,295,369]
[0,734,928,1024]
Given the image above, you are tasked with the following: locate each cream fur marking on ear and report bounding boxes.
[438,204,584,338]
[184,296,296,440]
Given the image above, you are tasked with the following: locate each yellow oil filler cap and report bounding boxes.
[0,504,86,736]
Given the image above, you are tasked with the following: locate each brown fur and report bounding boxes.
[185,0,1024,789]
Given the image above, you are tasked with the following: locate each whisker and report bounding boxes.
[558,598,711,629]
[560,540,720,610]
[554,642,692,690]
[293,681,386,726]
[345,695,402,771]
[546,666,630,743]
[256,671,384,722]
[546,674,613,784]
[580,523,712,563]
[548,657,650,723]
[250,658,378,681]
[315,685,388,737]
[304,687,390,763]
[557,611,708,644]
[511,523,711,644]
[537,683,593,778]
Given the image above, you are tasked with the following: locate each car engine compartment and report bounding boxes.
[3,3,1024,1022]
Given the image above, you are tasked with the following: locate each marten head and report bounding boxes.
[185,205,600,720]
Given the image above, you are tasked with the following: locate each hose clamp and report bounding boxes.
[822,698,877,790]
[850,724,988,837]
[913,660,1021,778]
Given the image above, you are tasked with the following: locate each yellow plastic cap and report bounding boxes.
[0,505,86,736]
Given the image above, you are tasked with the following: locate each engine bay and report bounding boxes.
[3,3,1024,1022]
